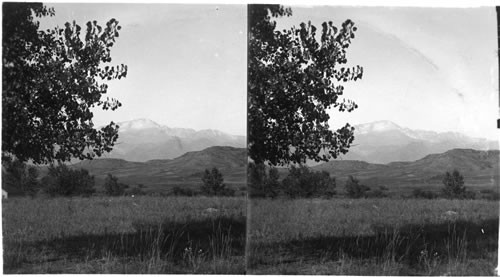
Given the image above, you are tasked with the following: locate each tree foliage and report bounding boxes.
[248,162,281,198]
[442,170,466,198]
[104,173,127,196]
[41,164,95,197]
[2,3,127,164]
[248,5,363,165]
[2,158,40,197]
[201,167,233,196]
[281,165,335,198]
[344,175,369,198]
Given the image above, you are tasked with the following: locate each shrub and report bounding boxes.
[2,158,40,197]
[126,186,146,196]
[248,162,281,198]
[482,191,500,201]
[366,188,388,198]
[219,187,236,197]
[344,175,370,198]
[171,186,197,196]
[200,167,227,196]
[442,170,467,199]
[463,190,476,200]
[41,164,95,197]
[281,165,336,198]
[103,174,127,196]
[412,188,437,199]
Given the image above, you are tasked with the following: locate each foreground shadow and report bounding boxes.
[17,215,246,262]
[248,218,498,268]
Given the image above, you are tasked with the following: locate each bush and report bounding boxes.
[41,164,95,197]
[366,188,388,198]
[442,169,469,199]
[248,163,277,198]
[412,188,437,199]
[248,163,281,198]
[442,169,465,197]
[482,191,500,201]
[171,186,197,196]
[126,185,146,196]
[2,158,40,197]
[104,174,127,196]
[463,190,476,200]
[200,167,229,196]
[219,187,236,197]
[281,165,336,198]
[344,175,370,198]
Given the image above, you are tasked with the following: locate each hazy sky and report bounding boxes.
[36,4,499,139]
[39,4,247,136]
[276,6,499,140]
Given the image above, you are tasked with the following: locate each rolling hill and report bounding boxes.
[312,148,499,188]
[69,146,247,191]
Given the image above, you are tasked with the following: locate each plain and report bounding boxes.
[247,197,499,275]
[2,195,246,274]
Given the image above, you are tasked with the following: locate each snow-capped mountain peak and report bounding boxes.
[118,118,161,131]
[355,120,402,134]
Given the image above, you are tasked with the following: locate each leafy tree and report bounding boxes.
[41,164,95,196]
[248,5,363,165]
[248,162,281,198]
[266,167,281,198]
[281,165,335,198]
[442,170,466,198]
[2,3,127,164]
[2,158,40,197]
[104,173,126,196]
[201,167,226,196]
[344,175,369,198]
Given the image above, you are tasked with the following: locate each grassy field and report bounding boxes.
[247,198,499,275]
[2,196,246,274]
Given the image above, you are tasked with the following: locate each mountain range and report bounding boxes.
[105,119,496,164]
[341,121,498,164]
[103,119,246,162]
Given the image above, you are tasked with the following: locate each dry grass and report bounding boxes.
[247,198,498,275]
[3,195,246,274]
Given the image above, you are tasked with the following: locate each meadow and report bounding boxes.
[247,198,499,275]
[2,196,246,274]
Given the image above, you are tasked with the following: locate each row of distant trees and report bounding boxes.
[2,158,235,198]
[248,163,482,200]
[1,157,492,200]
[2,158,146,197]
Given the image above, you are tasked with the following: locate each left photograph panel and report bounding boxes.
[2,3,247,274]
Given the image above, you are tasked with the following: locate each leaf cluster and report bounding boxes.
[248,5,362,165]
[104,173,127,196]
[442,169,467,199]
[200,167,234,196]
[248,162,281,198]
[41,163,95,197]
[3,3,127,164]
[2,158,40,197]
[281,165,336,198]
[344,175,370,198]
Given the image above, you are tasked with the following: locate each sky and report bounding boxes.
[35,4,499,140]
[275,6,499,140]
[39,4,247,136]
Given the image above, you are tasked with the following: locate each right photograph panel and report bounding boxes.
[247,5,499,275]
